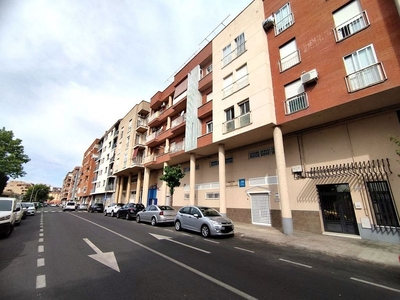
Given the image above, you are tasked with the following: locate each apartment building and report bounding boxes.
[76,138,99,204]
[91,121,120,204]
[113,101,150,205]
[61,166,81,202]
[261,0,400,243]
[2,180,33,198]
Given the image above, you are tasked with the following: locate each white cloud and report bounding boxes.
[0,0,252,187]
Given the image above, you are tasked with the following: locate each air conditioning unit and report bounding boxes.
[262,15,275,31]
[301,69,318,84]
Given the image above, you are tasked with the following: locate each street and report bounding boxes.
[1,207,399,300]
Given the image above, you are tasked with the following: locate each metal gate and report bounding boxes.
[250,193,271,226]
[317,184,359,235]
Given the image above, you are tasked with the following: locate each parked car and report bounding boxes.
[0,197,17,238]
[89,203,104,213]
[116,203,145,220]
[136,205,177,226]
[63,201,76,211]
[104,203,124,217]
[77,204,88,211]
[14,202,24,225]
[21,202,36,216]
[174,206,234,238]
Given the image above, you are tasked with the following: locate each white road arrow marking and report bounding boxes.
[149,233,210,254]
[83,238,120,272]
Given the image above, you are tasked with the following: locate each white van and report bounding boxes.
[0,197,17,238]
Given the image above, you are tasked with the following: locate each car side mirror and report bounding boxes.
[14,207,20,212]
[193,213,200,218]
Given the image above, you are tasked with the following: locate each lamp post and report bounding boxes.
[31,188,43,203]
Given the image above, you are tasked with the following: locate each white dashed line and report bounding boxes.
[350,277,400,293]
[204,239,219,244]
[37,258,45,267]
[39,238,44,243]
[36,275,46,289]
[234,247,255,253]
[279,258,312,269]
[38,245,44,253]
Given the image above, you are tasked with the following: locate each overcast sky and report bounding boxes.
[0,0,252,188]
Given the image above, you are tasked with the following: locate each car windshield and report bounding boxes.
[159,206,174,211]
[67,202,75,205]
[0,200,12,211]
[200,207,221,217]
[26,203,34,208]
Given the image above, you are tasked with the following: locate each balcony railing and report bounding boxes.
[146,128,162,143]
[285,92,308,115]
[147,111,160,124]
[274,13,294,35]
[223,74,249,98]
[171,114,186,128]
[279,49,301,72]
[345,62,386,93]
[333,11,369,42]
[131,156,143,166]
[223,112,252,134]
[170,140,185,154]
[222,41,246,67]
[137,118,148,128]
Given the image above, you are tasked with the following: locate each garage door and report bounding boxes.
[250,193,271,226]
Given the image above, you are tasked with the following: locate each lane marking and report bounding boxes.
[83,238,120,272]
[235,247,255,253]
[39,238,44,243]
[37,258,45,267]
[36,275,46,289]
[38,245,44,253]
[204,239,219,244]
[150,233,210,254]
[39,233,44,237]
[350,277,400,293]
[71,213,257,300]
[279,258,312,269]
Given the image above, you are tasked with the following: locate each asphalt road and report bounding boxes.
[1,207,399,300]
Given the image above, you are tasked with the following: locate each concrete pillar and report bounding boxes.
[218,144,226,215]
[126,173,132,203]
[273,126,293,235]
[136,170,142,203]
[190,153,196,205]
[163,162,168,205]
[142,167,150,206]
[115,177,121,203]
[118,176,124,204]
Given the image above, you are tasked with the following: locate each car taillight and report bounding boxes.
[159,211,164,215]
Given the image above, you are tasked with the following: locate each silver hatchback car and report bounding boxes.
[174,206,234,237]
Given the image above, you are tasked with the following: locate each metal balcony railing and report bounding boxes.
[333,11,369,42]
[285,92,308,115]
[345,62,386,93]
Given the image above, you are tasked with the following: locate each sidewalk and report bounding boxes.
[234,222,400,268]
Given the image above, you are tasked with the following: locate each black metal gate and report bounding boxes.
[317,184,359,235]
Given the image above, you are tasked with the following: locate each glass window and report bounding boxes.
[279,39,300,72]
[235,33,246,56]
[333,0,368,41]
[225,107,234,121]
[222,44,232,66]
[274,3,294,34]
[236,65,248,90]
[239,100,250,115]
[206,121,213,133]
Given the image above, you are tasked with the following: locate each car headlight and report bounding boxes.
[209,219,221,226]
[0,215,11,221]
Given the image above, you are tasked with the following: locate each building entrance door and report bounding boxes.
[250,193,271,226]
[317,184,359,235]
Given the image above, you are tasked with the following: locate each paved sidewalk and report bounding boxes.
[234,222,400,268]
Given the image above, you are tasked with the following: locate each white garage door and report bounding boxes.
[250,193,271,226]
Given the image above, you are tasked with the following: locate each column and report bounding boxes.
[136,170,142,203]
[115,177,121,203]
[118,176,124,204]
[142,167,150,206]
[218,144,226,216]
[126,173,132,203]
[162,162,168,205]
[189,153,196,205]
[273,126,293,235]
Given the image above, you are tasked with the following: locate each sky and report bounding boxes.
[0,0,253,188]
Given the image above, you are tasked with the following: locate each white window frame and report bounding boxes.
[279,39,300,72]
[223,74,233,98]
[284,80,308,114]
[206,121,213,133]
[274,3,294,35]
[236,64,249,90]
[222,44,232,67]
[235,33,246,56]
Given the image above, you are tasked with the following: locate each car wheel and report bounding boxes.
[175,221,181,231]
[116,212,120,219]
[111,211,114,217]
[104,211,107,216]
[151,217,157,226]
[136,215,141,223]
[125,213,130,220]
[201,225,210,238]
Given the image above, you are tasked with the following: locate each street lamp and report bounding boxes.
[30,188,43,203]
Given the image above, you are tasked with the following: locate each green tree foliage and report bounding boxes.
[23,184,50,203]
[389,135,400,177]
[0,127,30,195]
[159,165,185,207]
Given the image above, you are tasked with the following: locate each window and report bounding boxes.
[235,33,246,56]
[224,107,235,133]
[225,107,234,121]
[366,181,399,227]
[206,64,213,75]
[343,45,386,92]
[236,64,248,90]
[206,92,213,102]
[206,121,213,133]
[284,80,308,114]
[127,119,132,132]
[222,44,232,67]
[274,3,294,35]
[223,74,233,98]
[279,39,300,72]
[125,135,130,149]
[333,1,369,42]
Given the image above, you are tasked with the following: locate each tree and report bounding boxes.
[389,135,400,177]
[0,127,30,195]
[23,184,50,203]
[159,165,185,207]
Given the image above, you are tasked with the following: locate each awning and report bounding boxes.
[132,148,139,159]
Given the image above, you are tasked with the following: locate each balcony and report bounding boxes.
[333,11,369,42]
[285,92,308,115]
[136,118,148,133]
[170,140,185,157]
[279,50,301,72]
[345,62,387,93]
[134,135,147,149]
[131,156,143,167]
[223,74,249,98]
[198,71,212,92]
[274,13,294,35]
[222,41,246,68]
[223,112,252,134]
[198,100,212,119]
